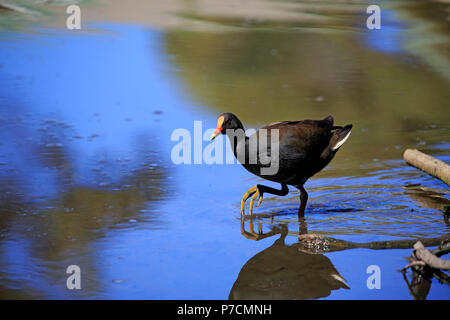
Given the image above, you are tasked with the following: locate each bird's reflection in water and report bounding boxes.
[230,215,349,300]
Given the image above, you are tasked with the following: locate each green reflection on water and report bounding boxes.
[163,30,449,175]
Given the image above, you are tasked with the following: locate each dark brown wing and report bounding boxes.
[244,117,334,184]
[263,117,334,159]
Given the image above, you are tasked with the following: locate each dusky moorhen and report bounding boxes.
[210,113,352,217]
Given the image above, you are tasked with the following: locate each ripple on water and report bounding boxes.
[243,165,449,242]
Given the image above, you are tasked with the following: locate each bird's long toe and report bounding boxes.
[248,190,260,215]
[256,192,264,207]
[240,186,258,217]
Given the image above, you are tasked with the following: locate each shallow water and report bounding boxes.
[0,1,449,299]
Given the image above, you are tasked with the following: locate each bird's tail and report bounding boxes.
[330,124,352,151]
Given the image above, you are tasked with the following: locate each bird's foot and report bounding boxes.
[249,189,264,211]
[240,185,264,217]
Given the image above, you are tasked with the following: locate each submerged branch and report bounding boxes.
[297,233,450,254]
[401,240,450,272]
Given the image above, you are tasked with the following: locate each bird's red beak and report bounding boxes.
[210,128,222,141]
[210,116,225,141]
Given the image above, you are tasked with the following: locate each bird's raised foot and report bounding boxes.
[240,185,264,217]
[249,189,264,214]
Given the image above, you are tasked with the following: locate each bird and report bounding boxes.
[210,113,352,217]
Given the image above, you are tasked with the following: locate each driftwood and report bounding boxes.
[401,240,450,272]
[403,149,450,185]
[415,241,450,269]
[431,240,450,257]
[400,240,450,298]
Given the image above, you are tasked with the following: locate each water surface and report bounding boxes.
[0,0,449,299]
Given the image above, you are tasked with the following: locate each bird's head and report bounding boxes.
[210,113,244,140]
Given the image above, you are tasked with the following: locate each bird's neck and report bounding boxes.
[225,127,248,158]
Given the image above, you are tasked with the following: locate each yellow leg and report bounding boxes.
[240,186,258,217]
[248,189,261,215]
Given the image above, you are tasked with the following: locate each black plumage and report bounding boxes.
[211,113,352,217]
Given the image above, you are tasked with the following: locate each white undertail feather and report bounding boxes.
[331,274,349,287]
[331,130,352,151]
